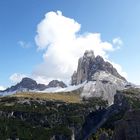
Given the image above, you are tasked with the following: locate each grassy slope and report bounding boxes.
[11,92,82,103]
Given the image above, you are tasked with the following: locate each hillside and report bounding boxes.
[11,92,82,103]
[0,87,140,140]
[0,95,107,140]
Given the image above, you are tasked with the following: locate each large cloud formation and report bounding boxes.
[33,11,126,84]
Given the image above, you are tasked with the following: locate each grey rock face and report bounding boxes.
[72,50,95,85]
[47,80,67,88]
[71,71,77,86]
[81,71,126,105]
[71,50,126,85]
[71,50,127,104]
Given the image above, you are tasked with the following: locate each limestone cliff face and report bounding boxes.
[71,50,126,85]
[75,50,96,85]
[81,71,126,104]
[71,50,127,104]
[71,71,77,86]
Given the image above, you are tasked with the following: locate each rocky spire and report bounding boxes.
[71,71,77,85]
[71,50,96,85]
[71,50,126,85]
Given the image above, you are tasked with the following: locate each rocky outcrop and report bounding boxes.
[71,71,77,86]
[113,110,140,140]
[81,71,126,104]
[47,80,67,88]
[74,50,95,85]
[2,77,47,93]
[71,50,126,85]
[70,50,127,104]
[77,89,133,140]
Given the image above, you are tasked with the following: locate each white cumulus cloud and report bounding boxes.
[34,11,126,84]
[10,73,27,83]
[112,37,123,49]
[32,74,54,85]
[0,86,6,91]
[18,41,32,48]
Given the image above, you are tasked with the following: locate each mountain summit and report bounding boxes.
[2,77,47,93]
[71,50,127,104]
[71,50,126,85]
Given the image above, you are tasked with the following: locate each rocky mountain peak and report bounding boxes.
[70,50,127,104]
[47,80,67,88]
[3,77,46,93]
[84,50,95,59]
[71,50,126,85]
[95,55,104,63]
[20,77,37,88]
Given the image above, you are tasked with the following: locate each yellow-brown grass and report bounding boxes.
[11,92,81,103]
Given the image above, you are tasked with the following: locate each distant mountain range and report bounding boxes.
[0,78,67,94]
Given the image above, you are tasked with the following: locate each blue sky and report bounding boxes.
[0,0,140,88]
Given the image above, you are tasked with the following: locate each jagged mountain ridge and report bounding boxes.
[1,78,67,94]
[70,50,128,104]
[71,50,126,85]
[47,80,67,88]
